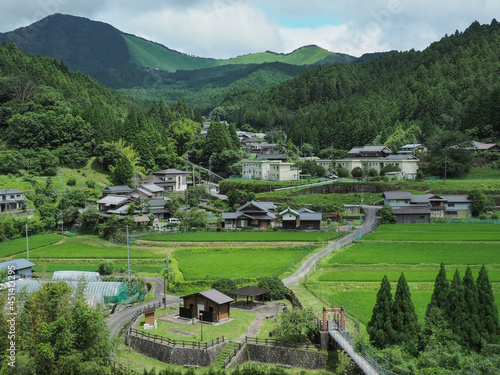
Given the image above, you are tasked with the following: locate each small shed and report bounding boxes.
[229,285,270,308]
[180,289,234,322]
[392,206,431,224]
[143,305,157,327]
[0,258,36,280]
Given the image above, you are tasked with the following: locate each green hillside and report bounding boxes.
[123,33,355,72]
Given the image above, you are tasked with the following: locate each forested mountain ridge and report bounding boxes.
[0,14,358,89]
[220,20,500,154]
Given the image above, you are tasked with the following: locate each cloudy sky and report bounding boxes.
[1,0,499,58]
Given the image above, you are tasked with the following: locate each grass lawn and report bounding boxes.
[136,308,257,342]
[143,231,335,242]
[0,234,63,257]
[173,245,318,280]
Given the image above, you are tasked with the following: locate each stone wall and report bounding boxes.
[247,344,327,370]
[128,334,226,367]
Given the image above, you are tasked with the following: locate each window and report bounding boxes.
[448,203,455,207]
[306,224,314,230]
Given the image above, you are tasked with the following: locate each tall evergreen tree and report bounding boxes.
[367,275,396,349]
[426,263,450,316]
[476,265,500,343]
[392,272,420,351]
[445,269,468,347]
[462,266,481,351]
[111,154,134,185]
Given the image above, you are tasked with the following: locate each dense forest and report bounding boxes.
[0,41,202,176]
[219,20,500,153]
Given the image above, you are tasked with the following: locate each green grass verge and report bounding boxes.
[173,246,318,281]
[143,232,334,242]
[0,234,63,257]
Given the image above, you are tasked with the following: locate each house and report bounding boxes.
[255,154,288,162]
[242,160,300,181]
[347,145,392,158]
[477,143,500,153]
[222,200,277,229]
[130,183,164,199]
[391,206,431,224]
[101,186,133,197]
[0,258,36,280]
[383,192,473,218]
[149,169,188,192]
[149,197,170,220]
[279,207,322,230]
[180,289,234,322]
[322,153,419,179]
[399,144,428,154]
[0,189,26,213]
[97,195,133,219]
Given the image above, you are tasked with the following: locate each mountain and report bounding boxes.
[0,14,357,85]
[219,20,500,153]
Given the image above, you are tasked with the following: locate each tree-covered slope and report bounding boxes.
[220,20,500,154]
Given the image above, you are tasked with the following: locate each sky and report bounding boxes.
[0,0,499,59]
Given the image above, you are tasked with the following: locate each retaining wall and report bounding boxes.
[246,344,327,370]
[128,334,226,367]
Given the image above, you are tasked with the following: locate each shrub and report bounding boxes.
[66,177,76,186]
[368,168,378,177]
[211,278,237,297]
[85,180,96,189]
[351,167,363,178]
[98,260,114,275]
[337,167,349,178]
[380,165,401,176]
[257,276,287,300]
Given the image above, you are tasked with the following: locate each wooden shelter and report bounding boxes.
[180,289,233,322]
[229,285,270,308]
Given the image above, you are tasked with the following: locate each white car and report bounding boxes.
[168,218,182,224]
[328,173,338,179]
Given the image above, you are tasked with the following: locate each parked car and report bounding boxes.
[328,173,338,179]
[168,218,182,224]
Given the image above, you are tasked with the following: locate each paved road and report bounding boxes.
[106,276,182,337]
[282,205,379,286]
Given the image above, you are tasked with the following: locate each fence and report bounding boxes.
[222,341,245,369]
[129,328,225,350]
[110,359,137,374]
[245,336,319,350]
[121,301,162,336]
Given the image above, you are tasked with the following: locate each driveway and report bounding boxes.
[282,205,379,286]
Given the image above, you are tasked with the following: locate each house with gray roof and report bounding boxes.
[181,289,234,322]
[0,258,36,280]
[0,189,26,213]
[222,200,277,229]
[383,191,473,219]
[101,185,133,197]
[279,207,322,230]
[150,169,188,192]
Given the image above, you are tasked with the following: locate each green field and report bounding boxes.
[29,242,164,259]
[0,234,63,257]
[173,245,318,281]
[308,223,500,326]
[143,231,334,242]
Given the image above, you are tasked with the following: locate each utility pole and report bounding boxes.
[185,153,189,210]
[126,225,130,284]
[61,210,64,235]
[444,151,447,185]
[296,146,300,189]
[26,223,29,261]
[208,157,212,195]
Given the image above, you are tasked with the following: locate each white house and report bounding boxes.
[242,160,300,181]
[149,169,188,192]
[0,189,26,213]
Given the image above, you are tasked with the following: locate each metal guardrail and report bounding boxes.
[129,328,225,350]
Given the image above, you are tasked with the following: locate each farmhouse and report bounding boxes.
[279,207,322,230]
[222,200,277,229]
[148,169,188,192]
[101,185,133,197]
[0,189,26,213]
[383,192,473,218]
[180,289,234,323]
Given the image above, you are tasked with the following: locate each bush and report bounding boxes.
[85,180,96,189]
[257,276,287,300]
[380,205,397,224]
[337,167,349,178]
[212,278,237,297]
[351,167,363,178]
[98,261,114,276]
[66,177,77,186]
[380,165,401,176]
[368,168,379,177]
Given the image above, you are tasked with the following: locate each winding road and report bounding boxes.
[282,205,379,286]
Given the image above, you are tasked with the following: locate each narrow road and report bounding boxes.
[282,205,379,286]
[106,276,182,337]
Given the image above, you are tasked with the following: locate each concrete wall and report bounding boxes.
[247,344,327,370]
[128,334,226,367]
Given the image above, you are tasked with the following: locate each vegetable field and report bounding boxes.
[143,231,335,242]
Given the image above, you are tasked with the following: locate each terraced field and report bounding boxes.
[306,223,500,325]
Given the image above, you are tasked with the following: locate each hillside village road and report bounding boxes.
[282,205,379,287]
[106,276,182,337]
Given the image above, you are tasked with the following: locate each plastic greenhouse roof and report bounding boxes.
[52,271,101,282]
[14,280,46,294]
[65,281,128,297]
